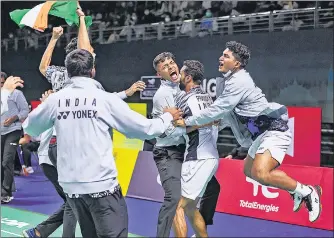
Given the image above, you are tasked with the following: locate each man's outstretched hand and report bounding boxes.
[163,107,183,121]
[125,81,146,97]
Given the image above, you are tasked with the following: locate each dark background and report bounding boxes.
[1,28,333,122]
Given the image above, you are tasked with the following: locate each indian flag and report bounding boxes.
[10,1,92,32]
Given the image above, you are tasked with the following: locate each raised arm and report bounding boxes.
[76,4,94,54]
[39,27,63,76]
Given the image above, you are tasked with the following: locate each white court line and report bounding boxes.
[1,230,21,237]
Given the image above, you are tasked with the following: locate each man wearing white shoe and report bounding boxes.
[175,41,322,223]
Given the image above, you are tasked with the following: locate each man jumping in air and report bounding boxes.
[175,41,322,223]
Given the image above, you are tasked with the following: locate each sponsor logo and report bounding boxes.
[239,200,279,213]
[243,177,280,213]
[1,217,29,228]
[246,177,279,199]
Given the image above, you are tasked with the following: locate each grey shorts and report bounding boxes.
[248,130,292,164]
[181,159,219,200]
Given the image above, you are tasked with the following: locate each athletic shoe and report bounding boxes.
[290,192,303,212]
[1,196,13,204]
[23,228,38,238]
[304,185,322,222]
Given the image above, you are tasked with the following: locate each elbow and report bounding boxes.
[39,65,46,76]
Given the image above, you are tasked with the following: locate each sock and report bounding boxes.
[293,182,312,197]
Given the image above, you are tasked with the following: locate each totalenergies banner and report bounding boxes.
[215,159,333,231]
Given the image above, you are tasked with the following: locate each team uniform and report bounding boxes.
[185,69,291,165]
[23,65,129,238]
[176,86,219,200]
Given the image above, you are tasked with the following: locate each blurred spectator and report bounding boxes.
[282,14,304,31]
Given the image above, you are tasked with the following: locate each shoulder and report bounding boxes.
[13,89,24,95]
[228,70,256,90]
[11,89,25,99]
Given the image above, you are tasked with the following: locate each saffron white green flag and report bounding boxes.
[10,1,92,32]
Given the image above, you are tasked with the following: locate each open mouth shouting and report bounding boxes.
[169,70,179,82]
[218,61,224,71]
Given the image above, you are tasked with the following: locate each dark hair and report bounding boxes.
[182,60,204,84]
[1,72,8,80]
[226,41,251,67]
[153,52,175,70]
[65,37,78,55]
[65,49,94,78]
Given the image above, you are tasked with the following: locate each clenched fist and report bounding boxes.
[52,26,63,40]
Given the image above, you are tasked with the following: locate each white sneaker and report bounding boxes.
[191,235,196,238]
[290,192,303,212]
[304,185,322,222]
[1,196,14,204]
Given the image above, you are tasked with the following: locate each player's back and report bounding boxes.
[177,87,219,161]
[51,78,119,195]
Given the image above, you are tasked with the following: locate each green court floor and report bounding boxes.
[1,206,142,237]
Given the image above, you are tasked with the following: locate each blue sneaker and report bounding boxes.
[22,228,38,238]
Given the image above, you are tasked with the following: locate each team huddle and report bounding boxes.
[0,4,322,238]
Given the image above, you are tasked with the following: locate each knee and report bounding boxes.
[250,167,269,186]
[184,202,196,218]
